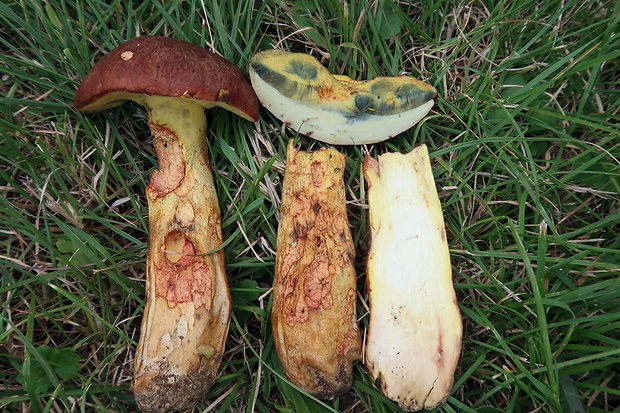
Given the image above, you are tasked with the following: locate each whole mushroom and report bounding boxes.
[74,36,258,412]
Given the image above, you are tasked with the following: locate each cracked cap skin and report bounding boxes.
[74,35,259,121]
[249,49,437,145]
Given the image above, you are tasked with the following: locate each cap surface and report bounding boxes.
[74,36,259,121]
[249,49,437,145]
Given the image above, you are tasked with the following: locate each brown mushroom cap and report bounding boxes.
[74,36,259,121]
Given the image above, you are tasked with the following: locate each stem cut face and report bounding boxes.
[272,141,362,398]
[249,49,437,145]
[363,145,462,411]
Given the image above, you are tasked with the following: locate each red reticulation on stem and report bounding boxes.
[156,231,212,309]
[147,122,186,199]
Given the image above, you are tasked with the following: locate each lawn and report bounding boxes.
[1,0,619,412]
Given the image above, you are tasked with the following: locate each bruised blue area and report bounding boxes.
[354,89,436,117]
[251,62,317,101]
[253,60,436,122]
[286,59,319,80]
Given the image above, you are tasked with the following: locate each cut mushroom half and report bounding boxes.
[75,36,258,413]
[248,49,437,145]
[271,140,362,398]
[363,145,462,411]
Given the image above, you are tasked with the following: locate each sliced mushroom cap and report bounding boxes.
[75,35,258,121]
[248,49,437,145]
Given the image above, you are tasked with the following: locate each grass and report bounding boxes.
[1,0,619,412]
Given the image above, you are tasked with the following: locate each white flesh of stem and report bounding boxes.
[364,145,462,411]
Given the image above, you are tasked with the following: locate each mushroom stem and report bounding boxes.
[272,140,362,398]
[132,98,231,412]
[363,145,462,411]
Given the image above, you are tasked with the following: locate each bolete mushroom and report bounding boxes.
[363,145,462,411]
[248,49,437,145]
[74,36,258,412]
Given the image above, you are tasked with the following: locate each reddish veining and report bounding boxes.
[337,327,359,356]
[279,155,352,327]
[147,122,186,199]
[301,249,333,310]
[311,160,324,188]
[156,231,212,309]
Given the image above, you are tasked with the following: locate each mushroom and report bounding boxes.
[248,49,437,145]
[363,145,462,411]
[271,140,362,398]
[249,49,461,410]
[74,36,258,412]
